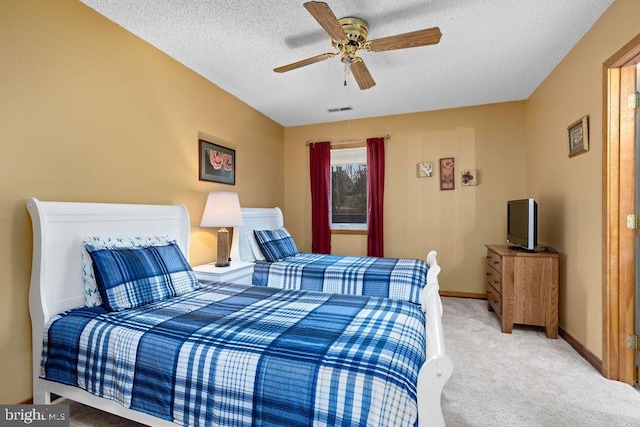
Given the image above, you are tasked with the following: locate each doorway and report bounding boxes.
[637,62,640,388]
[604,34,640,385]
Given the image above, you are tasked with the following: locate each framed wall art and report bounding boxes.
[416,162,433,177]
[461,170,478,186]
[567,115,589,157]
[199,139,236,185]
[439,157,455,190]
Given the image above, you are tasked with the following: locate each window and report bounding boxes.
[330,146,367,231]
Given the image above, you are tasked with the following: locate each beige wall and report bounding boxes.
[284,102,527,295]
[0,0,284,403]
[525,0,640,359]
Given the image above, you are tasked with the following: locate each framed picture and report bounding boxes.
[199,139,235,185]
[439,157,455,190]
[416,162,433,177]
[567,116,589,157]
[461,169,478,186]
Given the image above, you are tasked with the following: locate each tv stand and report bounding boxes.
[485,244,559,338]
[507,245,536,253]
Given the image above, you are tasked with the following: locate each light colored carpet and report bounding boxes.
[440,297,640,426]
[63,297,640,426]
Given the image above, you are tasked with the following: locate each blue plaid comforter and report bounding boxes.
[42,282,426,426]
[252,253,428,304]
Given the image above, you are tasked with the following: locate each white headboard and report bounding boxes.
[26,198,191,324]
[236,207,283,262]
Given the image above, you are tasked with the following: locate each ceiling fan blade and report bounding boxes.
[303,1,348,42]
[274,52,336,73]
[350,58,375,90]
[367,27,442,52]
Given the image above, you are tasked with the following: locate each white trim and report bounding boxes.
[330,223,367,231]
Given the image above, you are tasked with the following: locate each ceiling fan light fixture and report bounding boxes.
[275,1,442,91]
[343,57,351,75]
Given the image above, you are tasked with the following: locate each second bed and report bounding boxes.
[236,207,437,304]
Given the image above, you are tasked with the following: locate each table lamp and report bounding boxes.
[200,192,244,267]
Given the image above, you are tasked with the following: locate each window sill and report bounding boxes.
[331,229,367,235]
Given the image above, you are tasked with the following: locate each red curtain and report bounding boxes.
[367,137,385,257]
[309,141,331,254]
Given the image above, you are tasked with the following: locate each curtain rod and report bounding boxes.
[305,135,391,146]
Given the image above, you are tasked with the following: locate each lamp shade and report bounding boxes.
[200,192,244,228]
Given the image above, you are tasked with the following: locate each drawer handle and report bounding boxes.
[493,280,499,284]
[486,256,491,259]
[493,261,499,264]
[486,272,491,276]
[493,300,499,304]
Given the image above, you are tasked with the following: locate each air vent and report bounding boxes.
[327,106,353,113]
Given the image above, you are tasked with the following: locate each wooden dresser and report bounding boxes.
[485,244,559,338]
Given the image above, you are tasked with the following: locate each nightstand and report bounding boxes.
[192,261,254,285]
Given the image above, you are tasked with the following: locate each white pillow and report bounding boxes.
[81,235,173,307]
[247,233,266,261]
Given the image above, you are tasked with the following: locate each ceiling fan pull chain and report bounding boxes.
[344,58,351,86]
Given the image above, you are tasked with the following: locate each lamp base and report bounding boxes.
[215,228,230,267]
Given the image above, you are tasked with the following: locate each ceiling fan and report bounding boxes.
[274,1,442,90]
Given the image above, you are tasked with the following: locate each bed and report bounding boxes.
[237,207,435,304]
[27,198,452,426]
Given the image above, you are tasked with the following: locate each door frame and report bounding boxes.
[603,33,640,383]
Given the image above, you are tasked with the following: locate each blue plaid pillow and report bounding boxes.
[86,242,199,311]
[253,227,299,262]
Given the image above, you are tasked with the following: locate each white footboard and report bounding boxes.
[418,251,453,426]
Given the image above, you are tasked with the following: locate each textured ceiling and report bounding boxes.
[79,0,614,127]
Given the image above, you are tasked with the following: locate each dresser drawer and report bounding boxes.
[485,266,502,293]
[486,250,502,272]
[487,284,502,315]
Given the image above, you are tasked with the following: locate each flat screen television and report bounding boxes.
[507,198,537,251]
